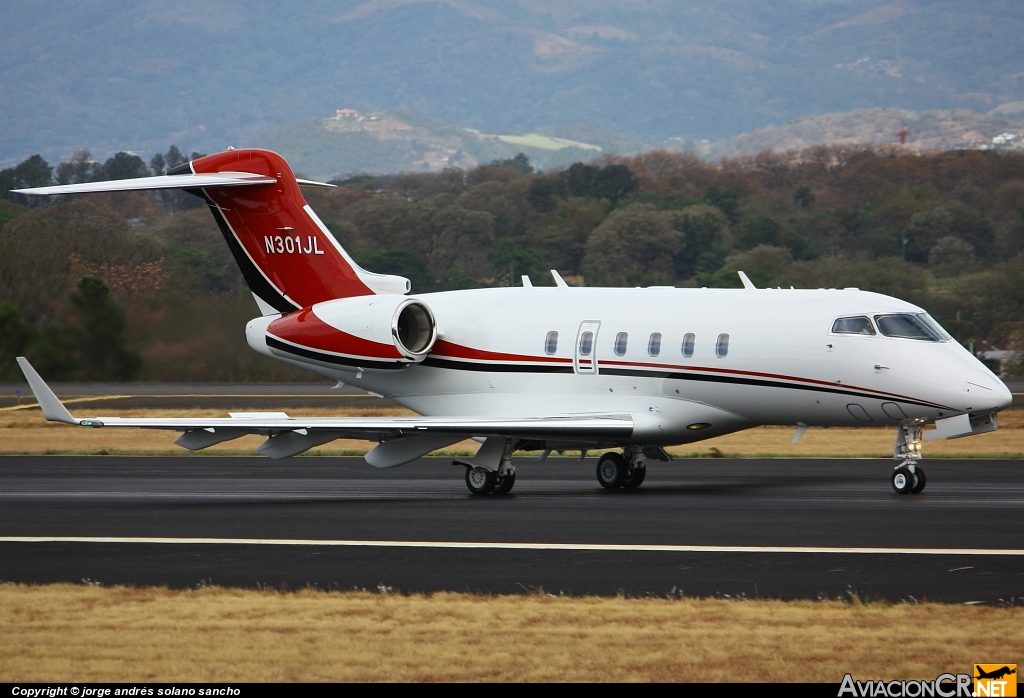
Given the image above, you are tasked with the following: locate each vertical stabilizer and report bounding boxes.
[179,149,409,312]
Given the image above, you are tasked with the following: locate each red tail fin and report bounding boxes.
[184,149,407,313]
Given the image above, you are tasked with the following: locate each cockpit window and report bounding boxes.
[832,316,876,335]
[874,313,951,342]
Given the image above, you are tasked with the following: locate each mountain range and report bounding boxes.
[3,1,1024,168]
[249,106,1024,179]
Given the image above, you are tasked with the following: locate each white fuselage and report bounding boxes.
[246,286,1011,447]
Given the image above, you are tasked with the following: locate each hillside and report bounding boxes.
[251,110,644,178]
[3,1,1024,167]
[251,106,1024,178]
[696,108,1024,158]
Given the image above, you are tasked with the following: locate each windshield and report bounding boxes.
[832,316,876,335]
[873,313,951,342]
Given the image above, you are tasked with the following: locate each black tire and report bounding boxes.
[623,465,646,489]
[493,470,516,494]
[891,466,913,494]
[596,452,627,489]
[466,466,496,495]
[910,466,926,494]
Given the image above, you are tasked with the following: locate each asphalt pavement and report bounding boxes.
[0,455,1021,602]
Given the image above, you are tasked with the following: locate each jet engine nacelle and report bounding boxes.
[247,295,438,371]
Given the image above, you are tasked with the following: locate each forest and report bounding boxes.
[3,144,1024,381]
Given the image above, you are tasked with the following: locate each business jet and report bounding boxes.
[13,148,1012,495]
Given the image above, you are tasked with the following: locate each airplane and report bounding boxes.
[13,148,1013,496]
[975,666,1016,681]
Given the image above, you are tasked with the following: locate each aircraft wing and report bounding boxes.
[16,358,632,461]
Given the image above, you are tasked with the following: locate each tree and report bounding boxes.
[0,301,36,381]
[1,154,52,204]
[703,185,741,225]
[97,152,150,181]
[670,204,729,279]
[736,216,784,249]
[14,155,53,189]
[68,277,141,381]
[55,150,98,185]
[359,250,435,293]
[592,164,639,205]
[490,153,533,174]
[794,184,816,208]
[928,235,975,277]
[582,205,682,286]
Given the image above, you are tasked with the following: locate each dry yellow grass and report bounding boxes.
[0,585,1020,682]
[2,406,1023,458]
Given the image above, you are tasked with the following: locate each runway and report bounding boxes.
[0,455,1022,602]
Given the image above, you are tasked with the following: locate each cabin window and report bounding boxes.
[715,333,730,358]
[648,333,662,357]
[578,331,593,356]
[832,316,876,335]
[874,313,951,342]
[682,333,695,357]
[544,331,558,355]
[614,332,628,356]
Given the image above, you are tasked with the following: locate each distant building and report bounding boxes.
[335,109,359,118]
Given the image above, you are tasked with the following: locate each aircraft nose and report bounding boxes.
[964,375,1013,412]
[990,380,1014,411]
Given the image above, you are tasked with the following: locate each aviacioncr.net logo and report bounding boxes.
[839,673,972,697]
[974,665,1017,697]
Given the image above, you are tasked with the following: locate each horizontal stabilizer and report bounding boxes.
[295,178,337,189]
[12,172,276,196]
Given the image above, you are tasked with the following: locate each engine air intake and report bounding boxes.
[393,301,437,358]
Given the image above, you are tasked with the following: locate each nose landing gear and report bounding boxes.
[892,423,926,495]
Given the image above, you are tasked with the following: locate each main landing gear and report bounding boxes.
[892,423,927,495]
[465,466,516,495]
[596,449,646,490]
[458,438,516,495]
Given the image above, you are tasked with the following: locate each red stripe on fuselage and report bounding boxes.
[430,339,573,365]
[268,308,403,360]
[191,149,373,306]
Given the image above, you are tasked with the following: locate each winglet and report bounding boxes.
[15,357,76,424]
[737,271,756,290]
[550,270,569,288]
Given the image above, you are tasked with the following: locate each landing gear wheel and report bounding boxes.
[910,467,926,494]
[596,452,627,489]
[891,466,913,494]
[493,470,516,494]
[623,465,646,489]
[466,466,496,495]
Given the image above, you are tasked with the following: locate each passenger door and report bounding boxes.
[574,321,601,375]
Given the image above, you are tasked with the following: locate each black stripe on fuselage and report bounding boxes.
[419,358,946,410]
[421,357,575,373]
[199,192,298,314]
[617,368,944,410]
[266,336,405,371]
